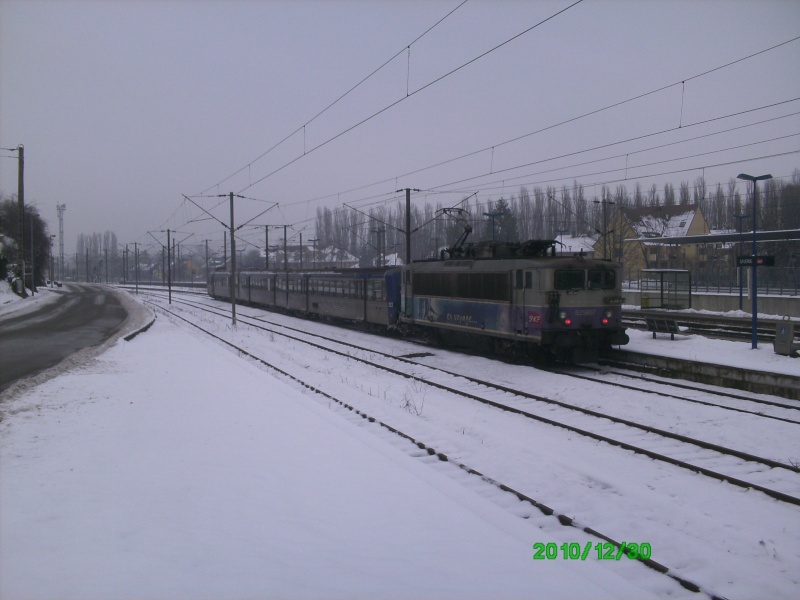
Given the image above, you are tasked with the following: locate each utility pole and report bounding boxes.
[228,192,237,325]
[3,144,26,291]
[205,239,209,282]
[214,192,243,326]
[49,243,54,287]
[134,242,139,295]
[283,225,288,271]
[737,173,772,349]
[397,188,419,265]
[299,232,303,270]
[30,217,35,295]
[167,229,172,304]
[17,145,25,294]
[85,249,89,283]
[371,228,385,267]
[49,234,55,287]
[310,238,319,269]
[265,226,269,270]
[593,198,616,260]
[482,210,503,242]
[57,203,66,282]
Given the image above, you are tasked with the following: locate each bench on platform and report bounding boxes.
[645,318,680,340]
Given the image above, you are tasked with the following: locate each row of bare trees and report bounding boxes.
[314,172,800,266]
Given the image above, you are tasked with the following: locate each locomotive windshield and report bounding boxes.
[587,268,616,290]
[554,269,585,290]
[554,268,617,291]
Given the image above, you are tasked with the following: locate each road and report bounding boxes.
[0,284,129,393]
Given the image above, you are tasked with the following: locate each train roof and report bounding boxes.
[229,266,399,278]
[406,255,620,272]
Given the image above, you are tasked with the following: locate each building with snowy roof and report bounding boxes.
[595,204,711,280]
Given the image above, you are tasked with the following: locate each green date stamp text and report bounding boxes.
[532,541,652,561]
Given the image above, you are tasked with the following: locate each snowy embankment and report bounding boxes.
[0,298,679,600]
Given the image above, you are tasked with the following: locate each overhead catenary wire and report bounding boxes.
[218,86,799,229]
[145,25,799,249]
[324,101,800,214]
[198,0,471,197]
[231,0,587,195]
[276,35,800,209]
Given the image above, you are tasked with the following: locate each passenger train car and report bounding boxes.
[208,240,629,362]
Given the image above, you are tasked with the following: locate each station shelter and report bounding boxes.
[640,269,692,310]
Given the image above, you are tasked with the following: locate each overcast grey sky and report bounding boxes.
[1,0,799,255]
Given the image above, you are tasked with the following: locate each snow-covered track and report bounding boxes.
[147,300,726,600]
[545,364,800,425]
[145,290,800,508]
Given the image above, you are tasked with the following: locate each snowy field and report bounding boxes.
[1,284,798,599]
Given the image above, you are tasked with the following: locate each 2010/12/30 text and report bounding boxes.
[532,542,652,561]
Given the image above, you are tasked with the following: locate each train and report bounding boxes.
[208,239,629,362]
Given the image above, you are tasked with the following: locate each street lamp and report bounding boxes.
[737,173,772,349]
[733,214,750,311]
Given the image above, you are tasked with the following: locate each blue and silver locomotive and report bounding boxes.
[209,239,629,362]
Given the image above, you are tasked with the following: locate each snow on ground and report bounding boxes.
[625,327,798,376]
[0,280,62,317]
[1,286,798,599]
[621,302,799,377]
[0,301,679,600]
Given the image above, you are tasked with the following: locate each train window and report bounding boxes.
[525,271,533,289]
[369,280,385,301]
[554,269,585,290]
[588,269,616,290]
[412,271,509,301]
[515,270,523,289]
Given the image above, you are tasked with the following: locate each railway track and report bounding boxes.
[141,289,800,508]
[143,296,730,599]
[545,364,800,425]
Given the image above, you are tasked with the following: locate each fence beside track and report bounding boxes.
[623,309,800,344]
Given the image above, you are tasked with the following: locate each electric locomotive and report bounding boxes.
[208,239,629,363]
[398,239,629,362]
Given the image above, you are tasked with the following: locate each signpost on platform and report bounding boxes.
[737,256,775,267]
